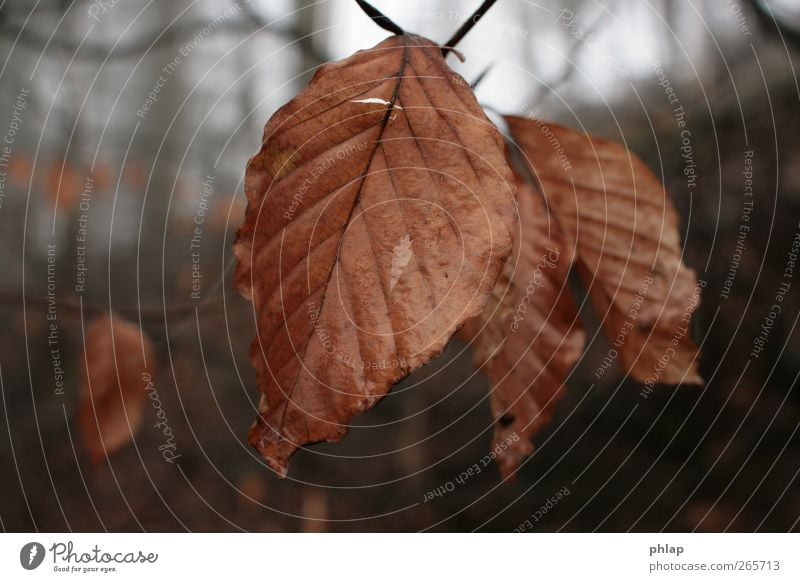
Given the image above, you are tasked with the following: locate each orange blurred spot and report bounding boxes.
[236,473,267,506]
[123,159,149,193]
[7,153,33,189]
[45,160,84,211]
[209,195,246,233]
[90,159,114,192]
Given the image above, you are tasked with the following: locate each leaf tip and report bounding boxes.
[248,420,291,479]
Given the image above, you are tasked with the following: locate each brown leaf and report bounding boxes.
[506,116,702,386]
[234,34,517,476]
[78,314,155,464]
[462,173,584,478]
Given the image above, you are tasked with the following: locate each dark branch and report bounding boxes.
[470,61,495,89]
[442,0,498,57]
[354,0,404,35]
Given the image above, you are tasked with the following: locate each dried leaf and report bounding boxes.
[234,34,517,476]
[462,173,584,478]
[78,314,155,464]
[506,116,702,386]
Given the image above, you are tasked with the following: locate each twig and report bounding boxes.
[442,0,498,57]
[471,61,495,89]
[354,0,404,35]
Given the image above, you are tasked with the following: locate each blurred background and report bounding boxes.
[0,0,798,532]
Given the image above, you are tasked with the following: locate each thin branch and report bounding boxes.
[533,7,609,107]
[442,0,498,57]
[471,61,495,89]
[354,0,404,35]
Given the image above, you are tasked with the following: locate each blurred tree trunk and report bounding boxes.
[146,0,188,237]
[295,0,320,88]
[662,0,676,68]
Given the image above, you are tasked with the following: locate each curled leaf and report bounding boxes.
[234,34,517,475]
[462,173,584,478]
[506,116,702,386]
[78,314,155,464]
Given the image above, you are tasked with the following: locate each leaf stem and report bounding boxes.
[442,0,498,57]
[354,0,404,35]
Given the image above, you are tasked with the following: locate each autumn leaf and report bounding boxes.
[78,314,155,464]
[464,117,703,477]
[505,116,702,386]
[234,34,517,476]
[462,172,584,479]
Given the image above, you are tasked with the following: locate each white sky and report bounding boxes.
[303,0,747,115]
